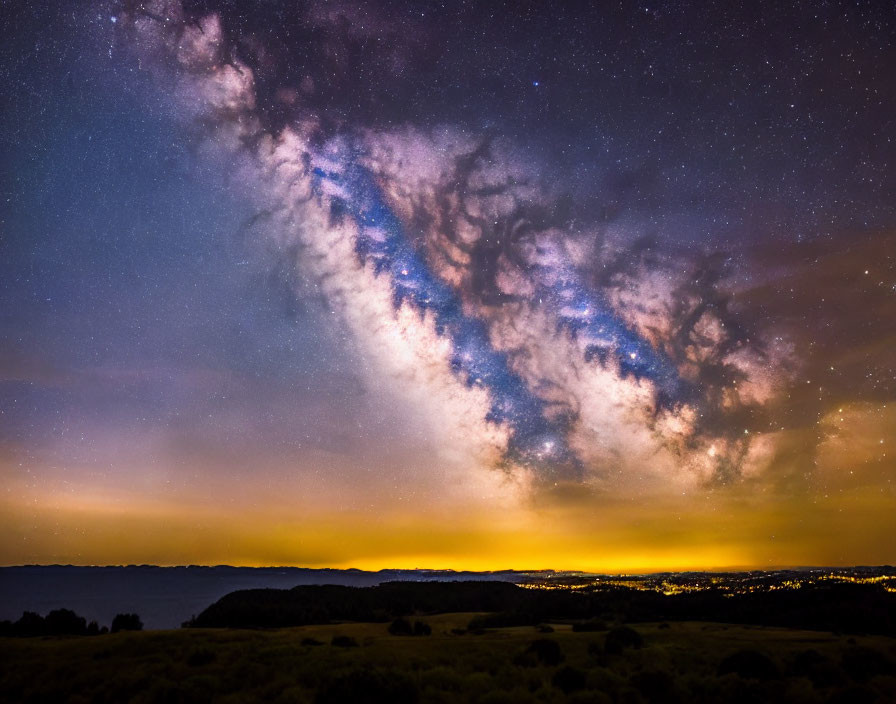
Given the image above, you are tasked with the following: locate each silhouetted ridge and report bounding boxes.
[185,580,896,636]
[185,581,522,628]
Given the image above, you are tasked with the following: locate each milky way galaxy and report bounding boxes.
[1,0,894,570]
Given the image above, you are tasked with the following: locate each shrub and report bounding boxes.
[413,620,431,636]
[630,670,676,704]
[827,685,879,704]
[789,648,843,687]
[717,649,779,680]
[512,651,538,668]
[841,646,895,682]
[572,619,607,632]
[552,665,587,694]
[791,648,825,674]
[187,648,217,666]
[478,690,537,704]
[421,666,463,693]
[525,638,564,666]
[301,637,324,646]
[314,669,418,704]
[605,626,643,654]
[389,618,414,635]
[330,635,358,647]
[388,618,431,636]
[568,692,613,704]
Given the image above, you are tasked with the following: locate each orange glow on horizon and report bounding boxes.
[3,477,894,572]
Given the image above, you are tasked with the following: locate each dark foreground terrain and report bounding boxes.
[3,580,896,703]
[3,615,896,703]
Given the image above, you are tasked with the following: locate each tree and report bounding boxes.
[110,613,143,633]
[13,612,46,637]
[45,608,87,635]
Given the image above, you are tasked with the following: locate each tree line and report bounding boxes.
[0,609,143,637]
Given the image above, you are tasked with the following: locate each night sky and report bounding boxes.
[1,0,894,570]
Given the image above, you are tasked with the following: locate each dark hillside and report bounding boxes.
[186,580,896,637]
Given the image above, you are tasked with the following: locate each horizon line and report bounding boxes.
[3,563,894,575]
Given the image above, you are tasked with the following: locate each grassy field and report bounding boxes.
[2,614,895,703]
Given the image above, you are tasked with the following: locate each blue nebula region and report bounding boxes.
[312,152,685,475]
[536,277,684,404]
[313,160,580,475]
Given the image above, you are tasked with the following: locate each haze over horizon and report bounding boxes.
[1,0,894,572]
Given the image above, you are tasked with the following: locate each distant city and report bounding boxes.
[517,566,896,594]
